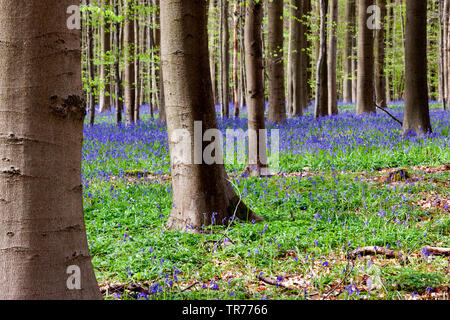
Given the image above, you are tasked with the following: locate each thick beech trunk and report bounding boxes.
[161,0,263,231]
[0,0,101,299]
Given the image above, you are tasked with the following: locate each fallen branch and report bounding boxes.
[422,246,450,257]
[256,274,320,297]
[375,103,403,126]
[347,246,405,262]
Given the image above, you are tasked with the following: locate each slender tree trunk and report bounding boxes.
[99,0,112,113]
[267,0,286,123]
[357,0,376,114]
[134,17,140,122]
[245,0,268,176]
[209,0,218,107]
[124,0,135,125]
[343,0,356,103]
[154,0,166,123]
[327,0,338,115]
[441,0,448,109]
[160,0,263,232]
[87,1,96,126]
[403,0,432,135]
[239,1,247,108]
[0,0,101,299]
[315,0,328,118]
[375,0,387,108]
[114,0,123,124]
[220,0,230,118]
[233,0,240,118]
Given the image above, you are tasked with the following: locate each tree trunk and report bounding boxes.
[267,0,286,123]
[160,0,263,232]
[124,0,135,125]
[357,0,376,114]
[314,0,328,118]
[114,0,123,124]
[403,0,432,135]
[343,0,356,103]
[209,0,218,107]
[154,0,166,123]
[244,0,268,176]
[220,0,230,118]
[99,0,112,113]
[0,0,101,299]
[327,0,338,115]
[134,16,140,122]
[233,0,240,118]
[375,0,387,108]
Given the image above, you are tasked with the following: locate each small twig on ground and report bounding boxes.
[178,281,198,293]
[321,261,354,300]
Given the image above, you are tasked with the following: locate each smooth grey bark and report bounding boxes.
[124,0,135,125]
[161,0,263,231]
[403,0,432,135]
[0,0,101,299]
[267,0,286,123]
[343,0,356,103]
[375,0,387,108]
[327,0,338,115]
[357,0,376,114]
[314,0,328,118]
[244,0,269,176]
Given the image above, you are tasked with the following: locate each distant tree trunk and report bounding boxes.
[245,0,268,176]
[220,0,230,118]
[303,0,312,106]
[87,0,96,126]
[403,0,432,135]
[209,0,218,106]
[154,0,166,123]
[124,0,135,125]
[160,0,263,231]
[267,0,286,123]
[327,0,338,115]
[134,17,140,122]
[441,0,448,109]
[287,0,306,116]
[357,0,376,114]
[0,0,101,299]
[314,0,328,118]
[233,0,240,118]
[114,0,123,124]
[343,0,356,103]
[239,1,247,108]
[375,0,387,108]
[99,0,111,113]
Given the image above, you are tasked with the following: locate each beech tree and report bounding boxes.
[343,0,356,103]
[267,0,286,123]
[0,0,101,299]
[327,0,338,115]
[314,0,328,118]
[245,0,269,176]
[161,0,263,231]
[357,0,376,114]
[375,0,387,108]
[403,0,432,135]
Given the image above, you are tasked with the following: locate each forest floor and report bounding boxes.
[83,103,449,300]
